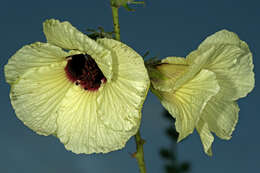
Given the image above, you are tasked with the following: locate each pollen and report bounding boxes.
[65,54,106,91]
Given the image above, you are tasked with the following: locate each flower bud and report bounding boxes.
[111,0,133,7]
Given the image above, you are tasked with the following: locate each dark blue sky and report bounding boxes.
[0,0,259,173]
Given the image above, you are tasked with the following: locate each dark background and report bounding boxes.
[0,0,259,172]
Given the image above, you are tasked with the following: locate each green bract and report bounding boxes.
[4,19,150,154]
[148,30,255,156]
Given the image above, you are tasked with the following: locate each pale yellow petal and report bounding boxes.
[56,85,133,154]
[198,30,241,49]
[147,57,189,92]
[43,19,113,81]
[196,94,239,156]
[161,57,187,64]
[155,69,219,141]
[201,95,239,140]
[147,54,212,93]
[10,61,72,136]
[97,38,149,83]
[231,41,254,99]
[188,30,254,100]
[43,19,99,52]
[96,38,150,132]
[97,81,143,133]
[196,119,214,156]
[4,42,68,84]
[167,49,215,91]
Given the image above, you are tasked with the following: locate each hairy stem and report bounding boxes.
[134,130,147,173]
[111,4,120,41]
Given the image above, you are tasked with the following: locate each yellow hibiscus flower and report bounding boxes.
[5,19,150,154]
[147,30,254,156]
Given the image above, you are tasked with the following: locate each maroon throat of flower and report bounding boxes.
[65,54,106,91]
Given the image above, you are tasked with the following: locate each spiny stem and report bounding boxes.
[134,130,147,173]
[111,4,120,41]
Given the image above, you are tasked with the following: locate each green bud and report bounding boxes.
[111,0,145,11]
[111,0,133,7]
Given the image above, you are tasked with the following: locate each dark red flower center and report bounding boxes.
[65,54,106,91]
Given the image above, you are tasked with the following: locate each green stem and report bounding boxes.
[134,130,147,173]
[111,4,120,41]
[110,2,146,172]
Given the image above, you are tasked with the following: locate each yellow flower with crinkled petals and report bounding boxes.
[147,30,254,156]
[5,19,150,154]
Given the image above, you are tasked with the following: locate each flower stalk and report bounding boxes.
[110,1,146,172]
